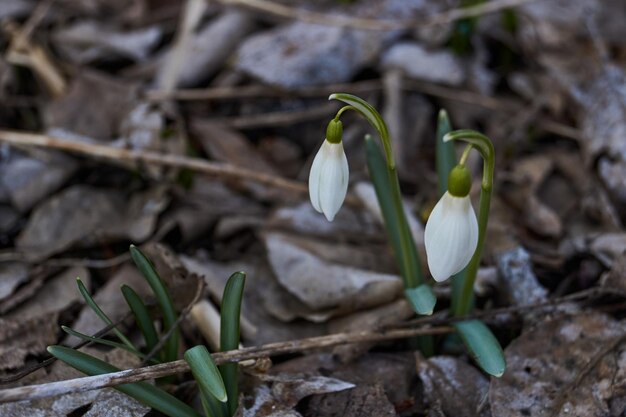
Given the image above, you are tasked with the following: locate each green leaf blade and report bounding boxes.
[130,245,180,362]
[47,346,201,417]
[121,284,159,357]
[61,326,144,359]
[76,277,136,352]
[220,271,246,416]
[454,320,506,377]
[184,345,228,403]
[404,285,436,316]
[364,135,407,281]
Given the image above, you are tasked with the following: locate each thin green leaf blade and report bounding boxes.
[76,277,136,351]
[404,285,436,316]
[121,284,159,357]
[220,271,246,415]
[47,346,201,417]
[130,245,180,362]
[436,109,456,197]
[184,345,228,403]
[454,320,506,377]
[61,326,145,358]
[364,135,407,280]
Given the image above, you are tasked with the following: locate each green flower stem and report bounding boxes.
[444,130,495,316]
[330,93,421,288]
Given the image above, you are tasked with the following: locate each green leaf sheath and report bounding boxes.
[220,271,246,415]
[130,245,180,362]
[121,285,159,358]
[454,320,506,377]
[76,278,136,352]
[47,346,201,417]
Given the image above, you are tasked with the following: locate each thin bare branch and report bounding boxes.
[0,326,452,403]
[0,130,308,196]
[219,0,538,31]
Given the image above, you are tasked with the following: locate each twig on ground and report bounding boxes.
[0,326,453,403]
[0,251,131,268]
[147,79,583,142]
[218,0,538,31]
[0,130,308,196]
[225,102,337,129]
[398,287,626,328]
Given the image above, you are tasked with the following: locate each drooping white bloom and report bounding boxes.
[424,191,478,282]
[308,139,349,222]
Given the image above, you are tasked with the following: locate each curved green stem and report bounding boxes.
[444,130,495,316]
[330,93,421,288]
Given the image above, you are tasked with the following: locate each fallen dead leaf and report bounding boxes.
[264,233,402,316]
[490,312,626,416]
[16,185,168,260]
[417,355,490,417]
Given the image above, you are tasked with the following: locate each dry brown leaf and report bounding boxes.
[0,263,29,302]
[53,21,161,63]
[417,355,490,417]
[265,233,402,315]
[238,375,354,417]
[16,185,168,260]
[490,312,626,416]
[0,314,58,371]
[7,266,90,321]
[0,149,77,212]
[45,71,138,140]
[305,384,397,417]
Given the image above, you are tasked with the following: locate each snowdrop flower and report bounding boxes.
[424,165,478,282]
[309,119,349,222]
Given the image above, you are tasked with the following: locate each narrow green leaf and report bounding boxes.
[121,284,159,357]
[220,271,246,416]
[436,109,456,197]
[184,345,228,403]
[61,326,147,359]
[199,392,227,417]
[47,346,201,417]
[454,320,506,377]
[364,135,407,280]
[130,245,180,362]
[404,285,436,316]
[76,277,136,352]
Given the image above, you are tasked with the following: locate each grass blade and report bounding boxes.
[436,109,456,197]
[129,245,180,362]
[47,345,202,417]
[61,326,147,359]
[454,320,506,377]
[220,271,246,415]
[76,277,136,352]
[121,284,159,358]
[184,345,228,403]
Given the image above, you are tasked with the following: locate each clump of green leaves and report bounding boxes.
[48,246,247,417]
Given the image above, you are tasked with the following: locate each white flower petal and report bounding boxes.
[424,192,478,282]
[308,139,349,221]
